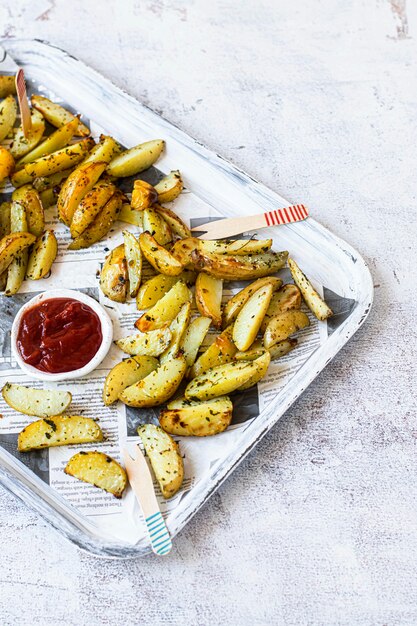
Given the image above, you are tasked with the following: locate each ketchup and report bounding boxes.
[17,298,103,374]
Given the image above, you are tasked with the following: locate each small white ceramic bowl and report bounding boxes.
[11,288,113,382]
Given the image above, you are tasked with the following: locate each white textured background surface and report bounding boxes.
[1,1,416,624]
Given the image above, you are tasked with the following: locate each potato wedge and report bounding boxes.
[2,382,72,417]
[18,416,103,452]
[65,451,127,498]
[192,249,289,280]
[160,302,191,364]
[0,146,15,184]
[103,356,159,405]
[154,170,183,203]
[269,338,298,360]
[31,94,90,136]
[180,316,211,369]
[0,201,11,238]
[185,354,267,401]
[58,160,107,226]
[122,231,142,297]
[70,180,117,237]
[171,237,200,267]
[260,284,302,332]
[199,238,273,256]
[0,75,16,98]
[0,95,17,142]
[33,168,74,193]
[100,244,128,303]
[4,201,29,296]
[195,272,223,329]
[223,276,283,327]
[9,110,45,159]
[239,350,271,390]
[136,271,196,310]
[233,283,274,351]
[82,135,120,165]
[120,355,186,407]
[137,424,183,498]
[0,232,36,274]
[160,395,233,437]
[17,117,79,168]
[26,229,58,280]
[12,185,45,237]
[139,232,184,276]
[130,179,158,210]
[142,207,172,245]
[189,325,237,379]
[234,340,266,361]
[39,187,58,209]
[116,326,172,357]
[288,258,333,321]
[68,190,122,249]
[154,204,191,239]
[135,280,191,331]
[119,202,143,227]
[263,310,310,348]
[107,139,165,177]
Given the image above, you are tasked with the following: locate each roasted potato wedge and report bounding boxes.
[120,355,187,407]
[288,258,333,321]
[119,202,143,227]
[199,238,273,256]
[33,168,74,193]
[260,284,302,332]
[135,280,191,331]
[142,207,172,245]
[185,354,267,401]
[233,283,274,351]
[154,170,183,203]
[195,272,223,329]
[137,424,184,499]
[269,338,298,360]
[26,229,58,280]
[82,135,120,165]
[17,117,79,168]
[160,395,233,437]
[139,232,184,276]
[65,451,127,498]
[0,202,11,238]
[100,244,128,303]
[192,249,289,280]
[239,350,271,390]
[0,232,36,274]
[154,204,191,239]
[70,180,117,237]
[31,94,90,136]
[9,110,45,160]
[0,75,17,98]
[234,340,266,361]
[263,310,310,348]
[189,325,237,379]
[58,160,107,226]
[68,190,122,249]
[107,139,165,177]
[0,146,15,184]
[130,179,158,210]
[103,356,159,405]
[12,185,45,237]
[4,201,29,295]
[180,316,211,369]
[0,95,17,142]
[116,326,172,357]
[123,231,142,297]
[2,382,72,417]
[223,276,282,327]
[160,302,191,363]
[39,187,59,209]
[171,237,200,267]
[136,271,196,310]
[18,415,103,452]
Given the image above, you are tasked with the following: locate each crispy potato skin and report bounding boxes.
[26,229,58,280]
[70,181,117,238]
[131,180,158,210]
[154,170,183,203]
[0,146,15,184]
[263,310,310,348]
[288,257,333,321]
[103,356,159,405]
[260,284,302,332]
[68,190,122,249]
[239,350,271,390]
[18,416,102,452]
[12,185,45,237]
[160,396,233,437]
[192,249,289,280]
[4,201,28,296]
[195,272,223,329]
[137,424,184,498]
[154,204,191,239]
[139,232,184,276]
[65,451,127,498]
[100,243,128,303]
[58,160,107,227]
[0,75,17,98]
[189,325,237,379]
[0,232,36,274]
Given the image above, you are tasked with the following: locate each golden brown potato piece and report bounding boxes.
[18,416,103,452]
[154,204,191,239]
[260,284,302,332]
[263,310,310,349]
[26,229,58,280]
[288,258,333,321]
[0,201,11,238]
[180,316,211,369]
[239,350,271,390]
[171,237,200,267]
[33,168,74,193]
[232,283,274,351]
[142,207,172,245]
[195,272,223,329]
[136,271,196,310]
[82,135,121,165]
[4,201,29,296]
[0,232,36,274]
[160,302,191,364]
[154,170,183,203]
[130,179,158,210]
[0,75,17,98]
[12,185,45,237]
[135,280,191,331]
[0,95,17,142]
[103,356,159,405]
[137,424,183,499]
[0,146,15,184]
[115,326,172,357]
[119,202,143,227]
[123,231,142,297]
[198,238,273,256]
[31,94,90,136]
[58,160,107,226]
[107,139,165,177]
[192,249,288,281]
[70,180,117,238]
[65,451,127,498]
[160,396,233,437]
[223,277,282,327]
[119,355,187,407]
[9,110,45,160]
[68,190,122,249]
[189,325,237,379]
[100,243,128,303]
[17,117,79,168]
[139,232,184,276]
[268,338,298,360]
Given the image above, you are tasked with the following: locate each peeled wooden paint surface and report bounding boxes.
[0,0,416,624]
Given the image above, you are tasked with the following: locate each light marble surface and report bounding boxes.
[0,1,416,624]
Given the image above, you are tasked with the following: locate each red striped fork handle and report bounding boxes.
[15,69,32,138]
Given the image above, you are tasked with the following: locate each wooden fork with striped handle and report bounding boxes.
[15,69,32,137]
[191,204,309,240]
[123,445,172,556]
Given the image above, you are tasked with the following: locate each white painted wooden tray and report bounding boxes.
[0,39,373,558]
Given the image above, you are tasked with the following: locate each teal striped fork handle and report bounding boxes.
[145,511,172,555]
